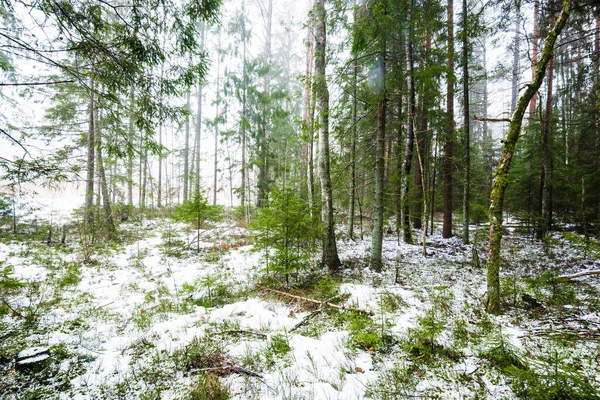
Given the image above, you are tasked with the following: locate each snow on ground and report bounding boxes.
[1,215,599,399]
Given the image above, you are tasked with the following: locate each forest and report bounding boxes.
[1,0,600,398]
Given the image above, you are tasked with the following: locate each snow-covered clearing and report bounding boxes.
[1,216,599,399]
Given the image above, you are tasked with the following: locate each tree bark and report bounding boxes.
[413,36,430,230]
[85,75,96,232]
[257,0,273,208]
[127,86,134,206]
[240,6,248,209]
[315,0,341,271]
[529,0,540,119]
[213,30,221,205]
[462,0,470,244]
[184,90,191,202]
[402,4,416,245]
[371,50,386,270]
[443,0,455,239]
[96,112,116,238]
[486,0,570,314]
[540,53,555,237]
[511,2,521,114]
[348,55,358,239]
[195,24,206,197]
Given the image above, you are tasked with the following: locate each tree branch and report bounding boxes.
[257,285,374,315]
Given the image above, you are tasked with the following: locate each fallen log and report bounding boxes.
[558,270,600,280]
[257,285,374,316]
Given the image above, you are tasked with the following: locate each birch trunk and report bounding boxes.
[315,0,341,271]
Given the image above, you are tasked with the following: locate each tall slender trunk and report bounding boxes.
[257,0,273,208]
[127,86,134,206]
[348,55,358,239]
[85,75,96,231]
[315,0,341,271]
[462,0,470,243]
[540,53,555,236]
[213,31,221,205]
[240,5,248,209]
[141,133,148,211]
[529,0,540,119]
[482,37,492,207]
[402,4,416,244]
[511,2,521,114]
[96,111,116,237]
[395,59,404,239]
[443,0,455,238]
[595,8,600,220]
[158,120,163,208]
[429,133,438,234]
[303,0,315,208]
[195,25,206,197]
[486,0,570,314]
[184,90,191,202]
[413,5,430,230]
[371,50,386,270]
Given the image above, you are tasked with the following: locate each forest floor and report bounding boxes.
[1,212,600,399]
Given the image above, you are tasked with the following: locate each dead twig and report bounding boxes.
[558,270,600,280]
[290,308,324,332]
[195,365,277,393]
[214,329,267,339]
[257,285,374,316]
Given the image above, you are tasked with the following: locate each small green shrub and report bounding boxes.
[524,270,578,307]
[171,195,223,230]
[470,203,488,225]
[250,187,318,286]
[265,333,291,367]
[379,291,406,313]
[479,329,527,370]
[57,262,82,288]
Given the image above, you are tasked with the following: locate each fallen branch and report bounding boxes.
[473,114,511,123]
[196,365,277,393]
[214,329,267,339]
[558,270,600,280]
[290,308,324,332]
[257,285,374,316]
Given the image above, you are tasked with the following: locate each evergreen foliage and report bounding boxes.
[170,194,223,230]
[250,187,318,286]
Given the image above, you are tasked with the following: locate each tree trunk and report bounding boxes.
[348,55,358,239]
[462,0,470,244]
[241,7,248,209]
[257,0,273,208]
[127,86,134,206]
[158,120,163,208]
[402,6,416,245]
[511,3,521,114]
[96,113,116,238]
[486,0,570,314]
[540,53,555,236]
[413,5,430,231]
[184,90,191,202]
[213,31,221,205]
[315,0,341,271]
[85,76,96,231]
[529,0,540,119]
[195,25,206,197]
[371,50,386,270]
[443,0,455,239]
[395,59,404,240]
